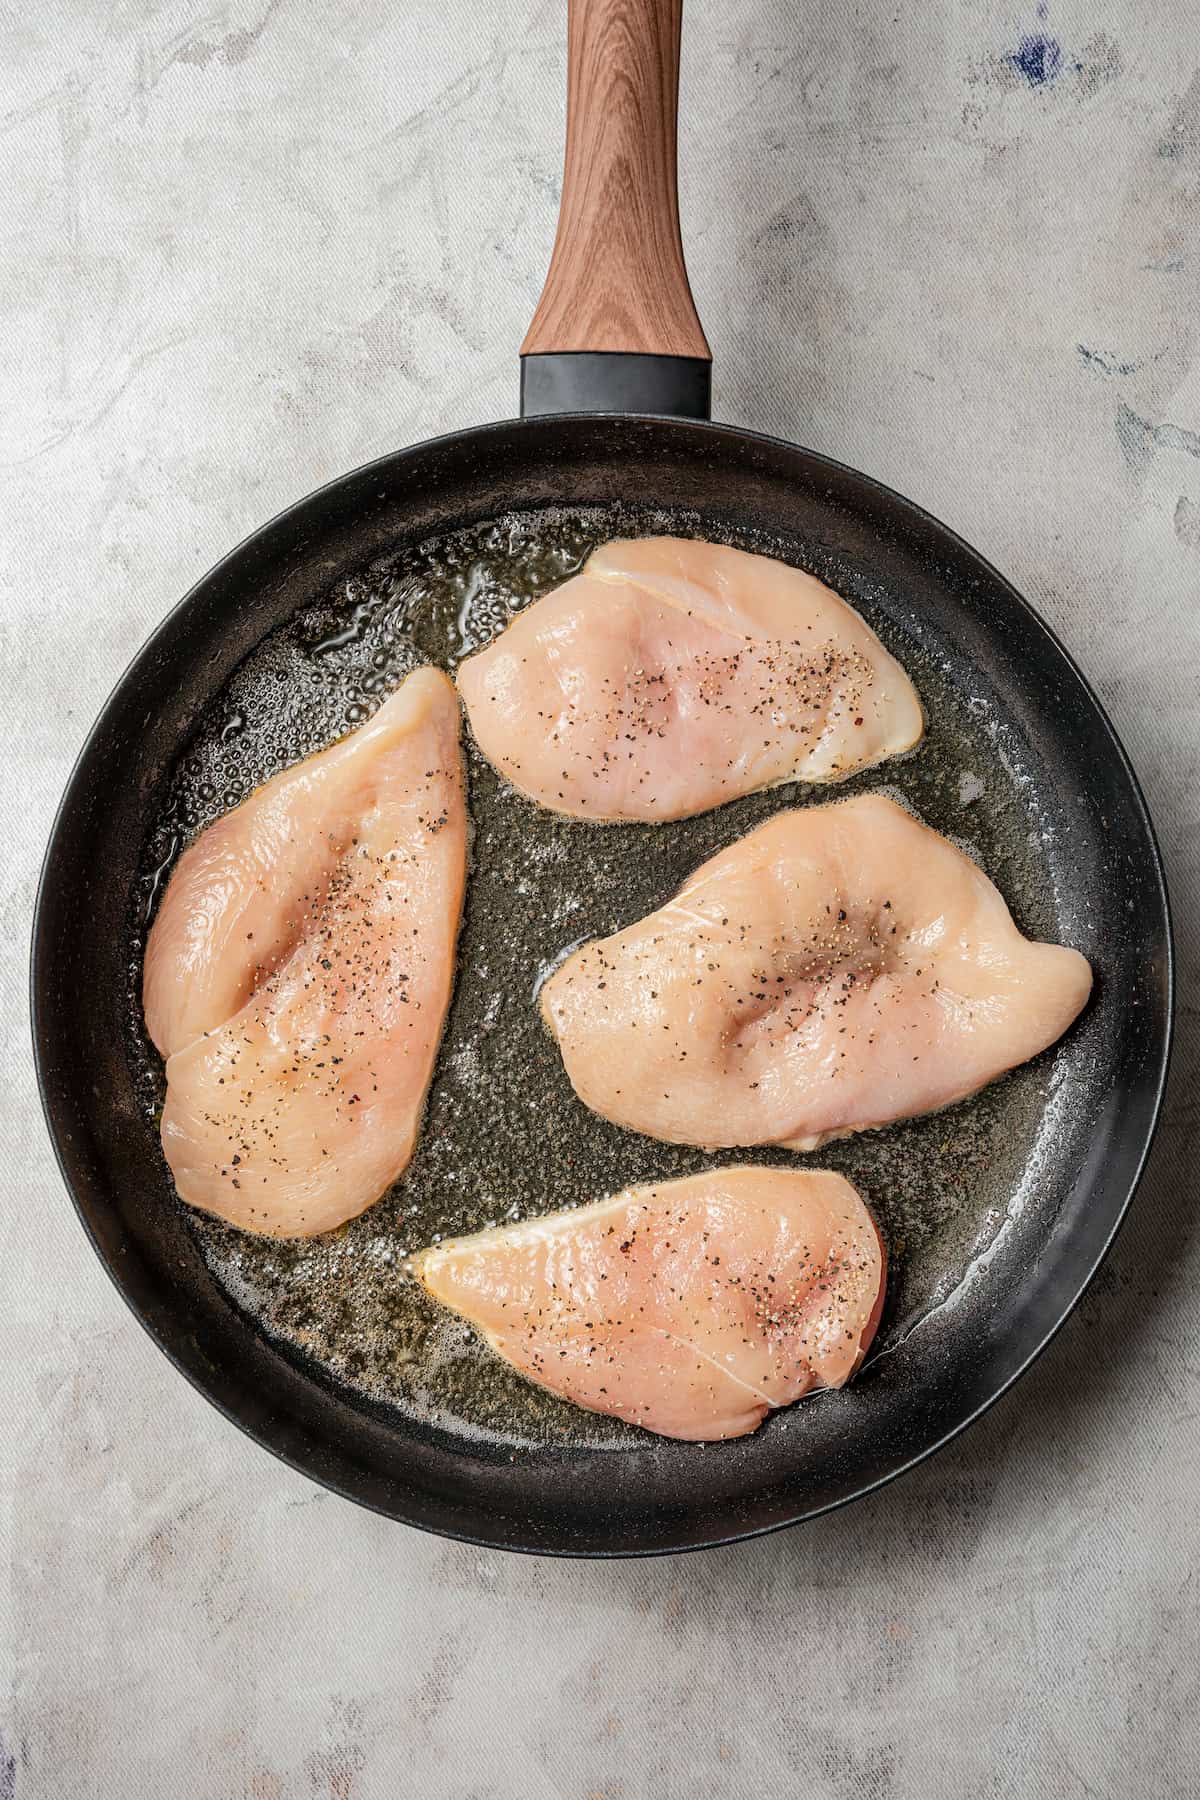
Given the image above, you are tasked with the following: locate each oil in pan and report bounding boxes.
[126,509,1067,1450]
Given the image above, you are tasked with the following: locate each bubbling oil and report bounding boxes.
[127,508,1063,1449]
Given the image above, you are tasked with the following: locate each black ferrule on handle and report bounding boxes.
[520,351,712,419]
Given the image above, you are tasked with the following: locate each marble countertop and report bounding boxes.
[3,2,1198,1794]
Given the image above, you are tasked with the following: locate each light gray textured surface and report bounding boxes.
[3,1,1198,1794]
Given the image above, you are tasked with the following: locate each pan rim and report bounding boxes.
[30,412,1176,1556]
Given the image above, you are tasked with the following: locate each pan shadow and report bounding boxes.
[681,1,846,443]
[681,0,903,449]
[666,1007,1190,1597]
[578,0,1200,1590]
[537,929,1192,1617]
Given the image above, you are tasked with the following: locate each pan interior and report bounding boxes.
[126,504,1094,1453]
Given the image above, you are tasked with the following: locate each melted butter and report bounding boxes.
[126,509,1060,1449]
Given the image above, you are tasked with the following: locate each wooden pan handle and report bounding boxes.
[521,0,710,361]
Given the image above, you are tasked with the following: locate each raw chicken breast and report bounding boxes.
[415,1167,885,1441]
[541,794,1092,1151]
[143,667,466,1237]
[456,536,922,821]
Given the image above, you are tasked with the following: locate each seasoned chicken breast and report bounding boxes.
[414,1167,885,1441]
[541,794,1092,1150]
[456,536,923,822]
[143,667,466,1237]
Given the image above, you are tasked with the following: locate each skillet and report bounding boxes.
[31,0,1172,1555]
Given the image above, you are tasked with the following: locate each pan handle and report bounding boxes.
[520,0,711,419]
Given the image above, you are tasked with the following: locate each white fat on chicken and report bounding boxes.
[415,1167,885,1442]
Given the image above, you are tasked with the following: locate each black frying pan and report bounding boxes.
[31,0,1172,1556]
